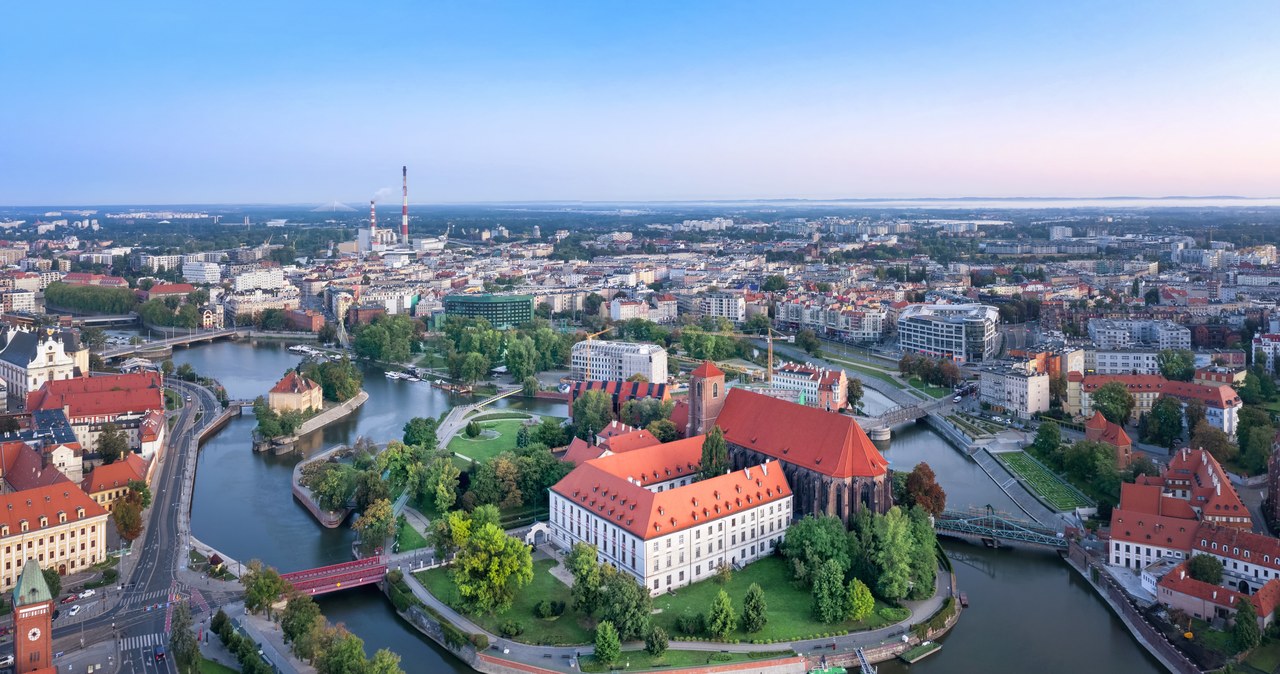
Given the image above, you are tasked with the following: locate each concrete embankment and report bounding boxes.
[258,390,369,454]
[291,443,356,528]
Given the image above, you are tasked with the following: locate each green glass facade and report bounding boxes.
[442,293,534,329]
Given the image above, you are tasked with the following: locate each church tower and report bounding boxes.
[13,559,53,674]
[687,361,727,436]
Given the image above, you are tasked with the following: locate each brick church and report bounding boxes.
[679,362,892,524]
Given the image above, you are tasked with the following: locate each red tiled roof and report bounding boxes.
[82,453,147,494]
[270,371,320,395]
[1158,561,1280,619]
[0,442,71,492]
[26,372,164,419]
[560,437,605,465]
[0,483,107,535]
[1192,524,1280,566]
[146,283,194,295]
[669,400,689,435]
[690,361,725,378]
[1085,413,1131,448]
[601,429,662,454]
[1081,374,1241,409]
[715,388,887,479]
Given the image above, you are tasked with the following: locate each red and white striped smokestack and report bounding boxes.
[369,199,377,236]
[401,165,409,244]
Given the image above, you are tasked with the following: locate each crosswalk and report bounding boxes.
[124,589,173,606]
[122,632,166,651]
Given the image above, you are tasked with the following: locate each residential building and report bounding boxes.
[1254,334,1280,373]
[181,261,221,284]
[25,372,165,457]
[567,380,671,420]
[1194,366,1247,387]
[570,341,668,384]
[224,289,301,319]
[978,366,1050,419]
[771,363,849,411]
[232,267,286,292]
[699,292,747,324]
[0,483,109,591]
[651,294,678,324]
[609,298,650,322]
[1139,448,1250,529]
[1067,373,1242,437]
[0,327,86,407]
[1091,349,1161,375]
[139,253,184,272]
[549,434,792,595]
[80,453,148,512]
[0,290,35,314]
[896,303,1000,363]
[442,293,534,329]
[285,309,325,333]
[268,371,323,414]
[1087,319,1192,350]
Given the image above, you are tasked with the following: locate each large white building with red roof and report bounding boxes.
[549,434,792,595]
[26,372,165,458]
[1066,372,1242,437]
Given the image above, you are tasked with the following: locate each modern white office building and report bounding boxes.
[897,303,1000,363]
[571,340,668,384]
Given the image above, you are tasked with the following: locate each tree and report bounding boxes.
[242,560,291,616]
[96,422,129,464]
[846,578,875,621]
[567,543,603,614]
[450,522,533,614]
[645,626,669,657]
[354,470,390,512]
[532,417,568,448]
[459,352,491,386]
[113,499,144,541]
[1030,421,1062,464]
[1049,374,1067,407]
[281,593,324,649]
[706,589,737,638]
[811,558,846,624]
[903,462,947,516]
[796,329,821,356]
[1144,395,1185,449]
[699,427,729,480]
[1192,420,1237,464]
[170,601,200,673]
[907,507,938,600]
[741,583,768,633]
[316,629,368,674]
[762,275,788,292]
[465,420,481,438]
[594,621,621,666]
[402,417,439,449]
[368,649,406,674]
[1183,397,1206,432]
[1091,382,1135,425]
[872,507,915,601]
[846,378,864,410]
[571,390,615,439]
[42,568,61,598]
[1157,349,1196,381]
[780,515,850,584]
[354,498,395,553]
[1234,596,1262,652]
[422,456,461,513]
[646,419,678,442]
[598,566,653,640]
[1187,553,1224,585]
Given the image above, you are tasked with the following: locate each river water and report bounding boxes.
[176,339,1163,674]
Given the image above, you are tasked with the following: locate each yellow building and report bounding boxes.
[268,371,323,414]
[80,453,148,513]
[0,483,108,590]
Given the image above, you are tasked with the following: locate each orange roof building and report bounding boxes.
[268,371,323,414]
[1084,412,1133,470]
[0,483,109,592]
[81,453,148,512]
[1067,372,1242,438]
[550,433,792,595]
[26,372,165,458]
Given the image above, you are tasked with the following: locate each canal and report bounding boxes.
[178,340,1163,674]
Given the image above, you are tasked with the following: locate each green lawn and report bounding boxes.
[199,659,238,674]
[907,377,952,399]
[581,649,794,673]
[652,556,907,643]
[1244,637,1280,673]
[396,517,429,552]
[416,559,594,645]
[468,411,534,422]
[447,419,528,462]
[1192,618,1241,657]
[997,451,1095,511]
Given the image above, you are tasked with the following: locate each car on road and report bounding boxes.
[0,654,13,667]
[68,605,81,617]
[60,595,76,604]
[185,395,192,402]
[154,645,166,661]
[953,396,962,403]
[78,589,96,599]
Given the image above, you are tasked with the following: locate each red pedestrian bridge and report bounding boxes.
[281,557,388,596]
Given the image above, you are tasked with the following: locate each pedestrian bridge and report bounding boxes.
[934,507,1068,551]
[280,557,388,596]
[855,397,951,439]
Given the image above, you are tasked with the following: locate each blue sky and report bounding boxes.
[1,2,1277,204]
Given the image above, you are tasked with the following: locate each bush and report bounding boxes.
[710,652,733,662]
[470,633,489,650]
[500,621,524,637]
[387,569,404,584]
[534,600,565,619]
[676,612,705,635]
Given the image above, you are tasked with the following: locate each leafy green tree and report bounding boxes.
[1157,349,1196,381]
[741,583,768,632]
[646,419,678,442]
[368,649,406,674]
[645,626,669,657]
[568,543,603,614]
[96,422,129,464]
[903,462,946,516]
[598,566,653,640]
[1144,395,1185,449]
[450,522,533,614]
[354,498,395,552]
[422,456,461,513]
[316,629,368,674]
[1091,382,1135,425]
[780,515,850,584]
[504,335,537,381]
[522,376,539,397]
[1234,597,1262,651]
[354,470,390,512]
[460,352,491,386]
[42,568,61,598]
[594,621,621,666]
[281,593,324,651]
[907,507,938,600]
[706,589,737,638]
[846,578,875,621]
[1192,419,1237,464]
[113,498,144,541]
[796,329,821,356]
[404,416,440,447]
[169,601,200,673]
[699,427,729,481]
[532,417,568,447]
[125,479,152,509]
[465,420,481,438]
[571,389,615,439]
[762,275,788,292]
[846,378,864,410]
[1187,553,1224,584]
[872,506,914,601]
[1030,421,1062,466]
[811,558,846,624]
[242,560,291,616]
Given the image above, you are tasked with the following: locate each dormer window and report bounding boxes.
[19,520,28,533]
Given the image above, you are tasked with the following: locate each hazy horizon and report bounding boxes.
[2,2,1277,204]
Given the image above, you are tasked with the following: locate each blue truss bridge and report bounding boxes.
[934,506,1068,551]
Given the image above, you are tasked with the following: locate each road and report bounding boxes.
[48,378,240,673]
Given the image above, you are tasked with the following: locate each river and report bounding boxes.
[176,339,1164,674]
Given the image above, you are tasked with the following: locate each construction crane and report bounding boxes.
[579,328,612,381]
[694,326,785,384]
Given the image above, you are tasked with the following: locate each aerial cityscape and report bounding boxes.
[2,3,1279,674]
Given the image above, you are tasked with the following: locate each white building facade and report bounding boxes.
[571,340,668,384]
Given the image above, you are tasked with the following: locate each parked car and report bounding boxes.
[68,605,81,617]
[77,589,95,599]
[0,654,13,667]
[952,396,962,403]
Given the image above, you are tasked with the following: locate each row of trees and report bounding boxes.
[44,281,136,314]
[437,316,576,385]
[138,297,203,328]
[353,314,422,363]
[570,389,678,442]
[302,358,364,402]
[780,507,937,624]
[897,353,962,389]
[1030,422,1158,509]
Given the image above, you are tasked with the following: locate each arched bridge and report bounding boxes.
[280,557,388,596]
[100,328,243,358]
[855,396,952,435]
[934,507,1068,551]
